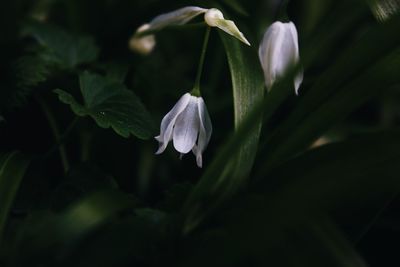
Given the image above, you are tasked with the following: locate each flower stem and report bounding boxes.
[36,95,70,173]
[275,0,290,21]
[192,26,211,96]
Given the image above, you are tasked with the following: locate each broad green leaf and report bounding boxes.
[0,151,30,243]
[54,71,155,139]
[22,21,99,69]
[182,32,264,233]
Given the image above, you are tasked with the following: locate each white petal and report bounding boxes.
[294,67,303,95]
[287,22,303,94]
[148,6,207,31]
[192,145,202,168]
[197,98,212,153]
[274,25,297,77]
[155,93,191,154]
[259,22,285,90]
[173,96,200,154]
[204,8,250,46]
[192,97,212,168]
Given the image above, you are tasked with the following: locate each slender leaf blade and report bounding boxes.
[0,151,30,243]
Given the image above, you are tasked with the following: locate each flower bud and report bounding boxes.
[129,24,156,55]
[258,21,303,94]
[204,8,224,27]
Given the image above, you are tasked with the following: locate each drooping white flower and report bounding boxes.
[155,93,212,168]
[258,21,303,94]
[130,6,250,54]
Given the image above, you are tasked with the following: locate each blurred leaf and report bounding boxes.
[55,190,136,242]
[367,0,400,21]
[54,71,156,139]
[179,196,366,267]
[51,163,119,211]
[4,50,54,109]
[13,190,138,266]
[22,20,99,69]
[182,32,264,233]
[0,151,30,243]
[255,131,400,214]
[65,208,170,267]
[221,0,249,16]
[14,53,51,89]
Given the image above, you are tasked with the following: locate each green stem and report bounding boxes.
[191,26,211,96]
[275,0,290,21]
[44,116,79,162]
[36,95,70,173]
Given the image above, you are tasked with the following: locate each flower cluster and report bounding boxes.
[133,6,303,168]
[130,6,250,55]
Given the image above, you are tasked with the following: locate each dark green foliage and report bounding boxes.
[55,71,156,139]
[22,20,99,69]
[0,0,400,266]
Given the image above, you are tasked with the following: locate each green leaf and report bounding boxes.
[221,0,249,16]
[182,32,264,233]
[22,21,99,69]
[180,196,366,267]
[54,71,156,139]
[220,33,264,183]
[367,0,400,21]
[255,131,400,215]
[13,190,139,266]
[0,151,30,243]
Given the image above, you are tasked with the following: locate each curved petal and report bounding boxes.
[155,93,191,154]
[173,96,200,154]
[205,9,250,46]
[294,67,303,95]
[258,22,284,90]
[192,145,202,168]
[148,6,207,31]
[287,22,303,94]
[192,97,212,167]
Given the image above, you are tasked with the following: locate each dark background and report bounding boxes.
[0,0,400,266]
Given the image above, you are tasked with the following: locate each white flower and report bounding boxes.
[130,6,250,54]
[258,21,303,94]
[155,93,212,168]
